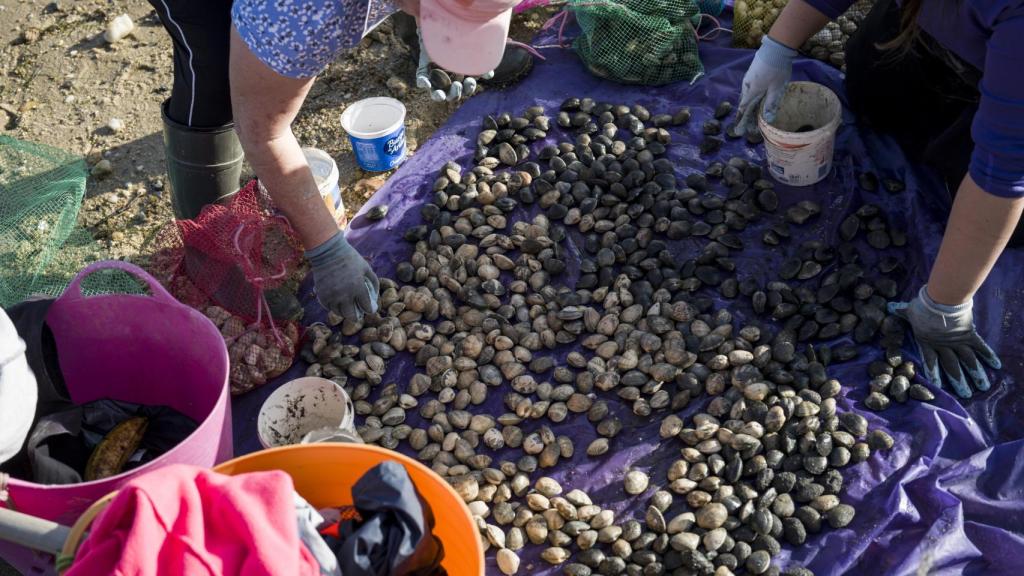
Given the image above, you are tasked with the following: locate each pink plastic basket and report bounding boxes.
[0,261,231,573]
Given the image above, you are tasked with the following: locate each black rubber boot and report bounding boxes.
[482,45,534,87]
[392,12,533,88]
[161,100,244,220]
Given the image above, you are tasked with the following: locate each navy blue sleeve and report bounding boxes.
[969,7,1024,197]
[802,0,858,20]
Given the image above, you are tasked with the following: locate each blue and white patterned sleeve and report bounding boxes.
[232,0,396,79]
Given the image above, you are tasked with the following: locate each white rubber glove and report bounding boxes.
[736,36,798,136]
[415,27,492,102]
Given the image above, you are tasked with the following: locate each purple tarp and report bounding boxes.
[233,23,1024,576]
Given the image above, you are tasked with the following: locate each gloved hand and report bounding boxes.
[888,285,1002,398]
[415,27,492,102]
[306,231,379,322]
[736,36,798,136]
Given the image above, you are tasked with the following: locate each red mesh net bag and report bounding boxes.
[148,180,305,395]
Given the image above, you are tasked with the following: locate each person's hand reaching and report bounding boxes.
[736,36,798,136]
[305,232,379,322]
[889,285,1002,398]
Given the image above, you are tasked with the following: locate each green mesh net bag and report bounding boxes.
[0,136,136,306]
[567,0,704,85]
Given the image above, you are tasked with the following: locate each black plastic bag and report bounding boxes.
[326,461,447,576]
[20,398,198,485]
[5,299,70,423]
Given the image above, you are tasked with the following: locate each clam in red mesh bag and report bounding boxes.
[148,180,304,395]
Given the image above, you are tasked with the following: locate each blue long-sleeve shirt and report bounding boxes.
[807,0,1024,197]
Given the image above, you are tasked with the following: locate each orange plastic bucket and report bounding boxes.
[213,444,484,575]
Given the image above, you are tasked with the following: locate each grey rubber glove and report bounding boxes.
[306,231,379,322]
[736,36,798,136]
[888,285,1002,398]
[415,27,492,102]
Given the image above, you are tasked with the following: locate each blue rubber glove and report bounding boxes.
[736,36,798,136]
[888,285,1002,398]
[306,231,379,322]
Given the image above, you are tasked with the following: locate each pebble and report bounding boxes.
[624,470,649,495]
[746,550,771,574]
[497,548,520,574]
[535,477,562,497]
[695,502,728,529]
[107,118,125,133]
[541,546,570,565]
[864,391,890,411]
[366,204,388,221]
[909,384,935,401]
[839,412,869,437]
[826,504,856,528]
[858,172,879,191]
[587,438,609,456]
[867,429,895,451]
[386,75,409,97]
[19,26,41,44]
[783,517,807,545]
[882,178,905,194]
[90,159,113,179]
[451,475,479,502]
[672,532,700,551]
[104,14,135,43]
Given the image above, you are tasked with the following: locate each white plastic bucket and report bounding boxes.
[758,82,842,186]
[340,97,408,172]
[257,377,357,448]
[303,147,347,228]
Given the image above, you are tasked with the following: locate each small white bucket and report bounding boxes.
[759,82,842,186]
[303,147,347,229]
[340,97,408,172]
[257,376,357,448]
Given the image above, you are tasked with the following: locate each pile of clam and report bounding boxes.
[734,0,875,71]
[204,305,298,395]
[297,98,925,575]
[803,0,876,71]
[732,0,790,49]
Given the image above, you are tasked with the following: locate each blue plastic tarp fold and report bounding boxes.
[234,20,1024,576]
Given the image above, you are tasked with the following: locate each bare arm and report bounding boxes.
[767,0,831,49]
[926,174,1024,304]
[228,26,338,250]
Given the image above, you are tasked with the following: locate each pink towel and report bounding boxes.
[67,464,320,576]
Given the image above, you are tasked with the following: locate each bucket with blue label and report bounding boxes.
[340,97,408,172]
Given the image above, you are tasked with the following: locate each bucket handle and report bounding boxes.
[60,260,177,305]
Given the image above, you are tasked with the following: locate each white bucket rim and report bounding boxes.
[302,147,340,196]
[758,81,842,143]
[257,376,354,449]
[341,97,407,140]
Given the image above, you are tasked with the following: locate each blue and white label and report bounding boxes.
[355,142,380,164]
[348,125,407,172]
[384,132,405,156]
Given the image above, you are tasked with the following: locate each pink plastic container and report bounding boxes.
[0,261,231,573]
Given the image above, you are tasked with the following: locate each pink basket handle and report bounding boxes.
[60,260,177,305]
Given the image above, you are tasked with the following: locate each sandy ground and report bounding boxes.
[0,1,550,572]
[1,0,551,261]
